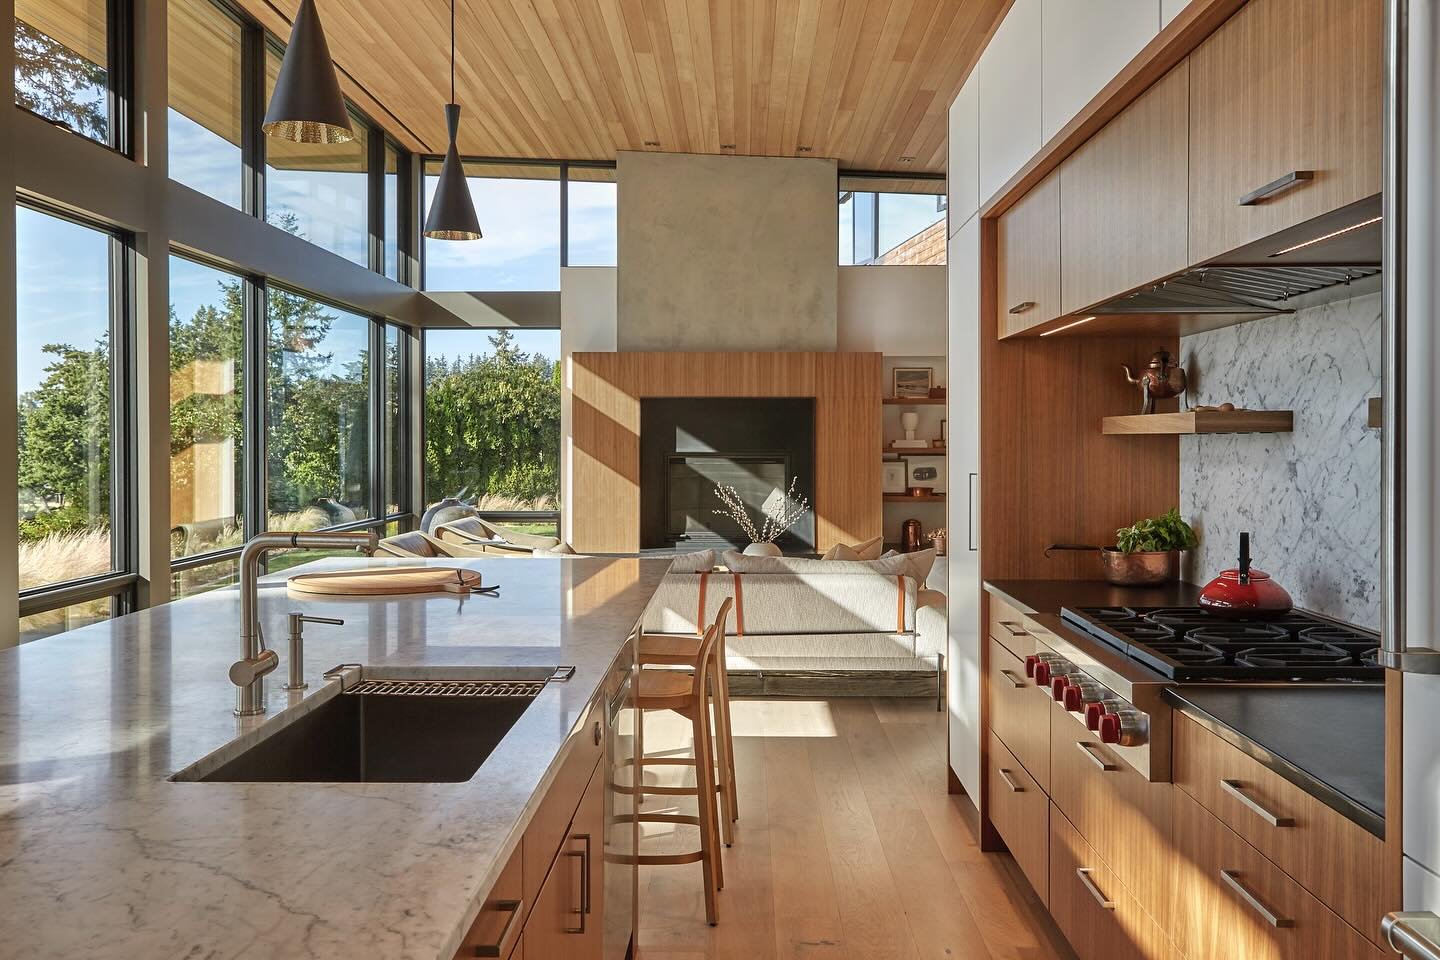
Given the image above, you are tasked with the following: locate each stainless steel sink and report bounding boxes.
[175,672,554,783]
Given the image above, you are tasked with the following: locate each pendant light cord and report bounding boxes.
[450,0,456,105]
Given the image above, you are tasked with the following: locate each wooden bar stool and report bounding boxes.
[636,607,739,844]
[631,598,733,926]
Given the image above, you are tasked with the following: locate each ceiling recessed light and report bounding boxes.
[643,140,660,147]
[721,143,736,149]
[1269,216,1382,257]
[1039,316,1097,337]
[899,156,915,163]
[797,146,813,153]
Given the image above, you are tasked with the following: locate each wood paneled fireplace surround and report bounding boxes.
[568,352,883,554]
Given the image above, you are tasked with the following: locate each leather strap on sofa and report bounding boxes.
[696,572,709,637]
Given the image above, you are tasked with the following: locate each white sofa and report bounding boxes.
[641,551,946,703]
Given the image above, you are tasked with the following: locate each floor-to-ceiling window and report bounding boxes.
[384,324,404,518]
[16,204,131,642]
[384,143,402,280]
[13,0,116,147]
[423,328,560,536]
[167,0,243,207]
[422,162,561,290]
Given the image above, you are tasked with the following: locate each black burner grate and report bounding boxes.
[1059,606,1381,681]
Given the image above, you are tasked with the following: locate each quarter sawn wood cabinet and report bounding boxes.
[525,760,606,959]
[996,169,1061,336]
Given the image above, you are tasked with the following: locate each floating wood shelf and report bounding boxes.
[884,445,946,455]
[1101,410,1293,435]
[884,493,947,503]
[883,397,945,405]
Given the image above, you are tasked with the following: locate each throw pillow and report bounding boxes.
[667,549,716,573]
[821,534,884,561]
[902,548,937,585]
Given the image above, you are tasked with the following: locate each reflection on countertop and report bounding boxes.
[0,555,669,959]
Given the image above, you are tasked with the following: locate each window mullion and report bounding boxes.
[243,279,267,538]
[369,320,385,526]
[240,21,266,218]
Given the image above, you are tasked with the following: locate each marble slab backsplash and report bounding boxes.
[1178,291,1382,629]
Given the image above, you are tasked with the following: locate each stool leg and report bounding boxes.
[713,648,739,824]
[690,705,721,924]
[708,677,736,847]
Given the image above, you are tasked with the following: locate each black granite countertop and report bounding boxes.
[1163,685,1385,837]
[982,579,1386,837]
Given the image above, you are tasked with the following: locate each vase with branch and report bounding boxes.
[712,478,811,556]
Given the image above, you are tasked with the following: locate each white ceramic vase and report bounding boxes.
[743,541,783,557]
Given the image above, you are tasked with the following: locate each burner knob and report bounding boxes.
[1098,713,1122,744]
[1024,655,1039,678]
[1033,662,1051,686]
[1062,685,1084,712]
[1084,702,1106,730]
[1050,676,1068,700]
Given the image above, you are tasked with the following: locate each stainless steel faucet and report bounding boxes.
[230,530,377,717]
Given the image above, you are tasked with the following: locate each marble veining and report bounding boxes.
[0,556,668,959]
[1179,292,1381,628]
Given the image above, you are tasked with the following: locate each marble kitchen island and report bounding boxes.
[0,555,669,959]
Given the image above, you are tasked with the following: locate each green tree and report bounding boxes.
[14,20,107,140]
[17,339,111,534]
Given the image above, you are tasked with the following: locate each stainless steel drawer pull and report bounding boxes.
[472,899,522,957]
[999,669,1026,689]
[1007,301,1036,315]
[998,768,1024,793]
[1076,868,1116,910]
[1238,170,1315,206]
[998,620,1028,638]
[1220,869,1292,928]
[1076,740,1118,771]
[1220,779,1295,827]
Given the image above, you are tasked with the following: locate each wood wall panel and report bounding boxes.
[568,352,881,554]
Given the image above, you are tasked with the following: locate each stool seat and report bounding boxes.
[636,670,697,710]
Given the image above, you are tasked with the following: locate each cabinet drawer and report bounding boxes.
[987,593,1035,658]
[988,730,1050,905]
[454,842,524,960]
[1170,789,1381,960]
[1050,804,1173,960]
[1049,708,1174,929]
[988,637,1050,791]
[997,170,1061,337]
[524,696,604,908]
[1173,713,1385,947]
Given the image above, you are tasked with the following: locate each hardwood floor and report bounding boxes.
[636,697,1075,959]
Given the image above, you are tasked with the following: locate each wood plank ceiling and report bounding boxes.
[235,0,1008,174]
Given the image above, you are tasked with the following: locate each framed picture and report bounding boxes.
[892,366,934,399]
[904,455,947,494]
[881,461,908,494]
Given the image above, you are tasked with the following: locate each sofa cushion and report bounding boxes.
[646,571,916,635]
[822,534,884,561]
[722,550,908,576]
[667,549,716,573]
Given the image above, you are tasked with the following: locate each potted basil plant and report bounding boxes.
[1047,508,1199,586]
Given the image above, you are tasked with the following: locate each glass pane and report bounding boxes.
[265,48,369,266]
[384,143,401,280]
[567,172,616,267]
[877,192,946,260]
[14,0,109,144]
[384,324,402,515]
[19,597,111,644]
[838,192,855,265]
[423,329,559,510]
[423,162,560,291]
[266,290,371,529]
[172,556,239,599]
[169,256,245,558]
[168,0,243,207]
[16,206,117,591]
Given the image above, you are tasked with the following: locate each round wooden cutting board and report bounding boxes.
[287,566,485,597]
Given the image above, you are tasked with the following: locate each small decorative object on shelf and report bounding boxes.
[906,485,934,497]
[901,519,924,553]
[928,385,946,399]
[929,528,948,557]
[904,455,947,493]
[712,477,810,557]
[892,366,934,399]
[1122,348,1188,414]
[882,462,908,494]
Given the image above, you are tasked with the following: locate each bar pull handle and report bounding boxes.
[1238,170,1314,206]
[967,472,979,552]
[1076,740,1118,771]
[997,620,1028,639]
[998,768,1024,792]
[471,899,522,957]
[1008,300,1036,315]
[1220,869,1292,927]
[999,669,1026,689]
[1076,868,1116,909]
[1220,779,1295,827]
[562,833,591,933]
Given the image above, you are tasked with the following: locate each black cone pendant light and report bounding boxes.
[262,0,354,144]
[424,0,483,240]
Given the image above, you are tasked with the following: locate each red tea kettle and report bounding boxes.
[1198,532,1293,619]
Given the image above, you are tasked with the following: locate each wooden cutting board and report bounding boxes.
[287,566,485,597]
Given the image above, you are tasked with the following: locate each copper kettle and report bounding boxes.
[1122,349,1188,414]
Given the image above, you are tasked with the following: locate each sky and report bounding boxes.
[15,207,111,395]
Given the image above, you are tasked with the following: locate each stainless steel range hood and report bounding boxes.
[1090,263,1382,317]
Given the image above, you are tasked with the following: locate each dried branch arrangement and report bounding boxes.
[712,477,811,544]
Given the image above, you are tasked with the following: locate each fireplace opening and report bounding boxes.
[640,398,815,552]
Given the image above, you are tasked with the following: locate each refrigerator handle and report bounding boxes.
[1382,912,1440,960]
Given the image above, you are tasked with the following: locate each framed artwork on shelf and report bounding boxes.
[904,455,947,494]
[892,366,934,399]
[881,462,908,494]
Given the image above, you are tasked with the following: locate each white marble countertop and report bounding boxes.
[0,555,669,959]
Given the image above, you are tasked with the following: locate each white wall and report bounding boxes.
[837,266,946,355]
[559,267,618,548]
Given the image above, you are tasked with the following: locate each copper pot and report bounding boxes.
[901,519,924,553]
[1046,544,1179,586]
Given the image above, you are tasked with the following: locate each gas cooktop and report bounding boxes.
[1059,606,1382,682]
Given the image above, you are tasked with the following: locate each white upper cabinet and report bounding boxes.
[978,0,1043,202]
[1041,0,1160,142]
[1162,0,1189,27]
[948,70,981,232]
